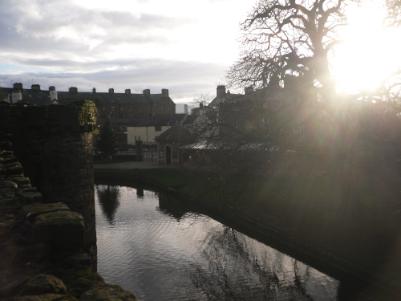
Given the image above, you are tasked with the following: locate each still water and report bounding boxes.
[95,185,339,301]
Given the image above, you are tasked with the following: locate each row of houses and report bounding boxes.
[0,83,184,157]
[0,81,296,165]
[156,79,314,166]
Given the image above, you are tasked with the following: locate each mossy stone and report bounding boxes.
[80,284,137,301]
[19,274,67,295]
[32,211,85,250]
[21,202,70,219]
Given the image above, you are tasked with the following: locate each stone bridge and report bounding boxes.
[0,101,137,300]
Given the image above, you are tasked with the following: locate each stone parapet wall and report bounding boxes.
[0,104,137,300]
[0,101,97,250]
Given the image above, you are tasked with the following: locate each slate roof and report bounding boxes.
[123,114,186,127]
[156,126,196,144]
[208,92,243,108]
[0,87,175,106]
[57,92,174,105]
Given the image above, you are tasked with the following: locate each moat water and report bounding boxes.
[95,185,339,301]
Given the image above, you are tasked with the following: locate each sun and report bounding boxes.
[330,0,401,94]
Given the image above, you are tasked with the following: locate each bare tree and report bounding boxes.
[228,0,350,90]
[387,0,401,24]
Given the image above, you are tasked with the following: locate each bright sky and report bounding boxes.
[1,0,400,103]
[331,0,401,94]
[0,0,254,102]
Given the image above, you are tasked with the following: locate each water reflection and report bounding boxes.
[136,187,144,198]
[95,185,339,301]
[158,194,188,221]
[191,226,328,301]
[96,185,120,224]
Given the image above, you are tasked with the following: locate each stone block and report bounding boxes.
[32,210,85,250]
[0,154,17,164]
[21,202,70,220]
[4,162,24,176]
[19,274,67,295]
[17,243,50,262]
[0,180,18,190]
[0,150,14,157]
[9,176,31,187]
[17,189,43,204]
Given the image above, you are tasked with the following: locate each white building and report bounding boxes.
[126,125,171,145]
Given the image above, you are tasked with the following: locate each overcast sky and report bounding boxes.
[0,0,254,102]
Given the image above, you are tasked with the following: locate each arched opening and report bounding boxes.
[165,146,172,165]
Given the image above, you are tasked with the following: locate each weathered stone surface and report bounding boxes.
[17,243,50,262]
[0,186,16,205]
[0,154,17,164]
[21,203,70,220]
[9,176,31,187]
[32,210,84,250]
[19,274,67,295]
[0,180,18,190]
[55,267,102,298]
[17,189,43,203]
[9,294,77,301]
[4,162,24,176]
[80,284,137,301]
[0,150,13,157]
[0,214,16,240]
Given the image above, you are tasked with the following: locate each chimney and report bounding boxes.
[217,85,226,98]
[92,88,96,94]
[11,83,23,104]
[244,86,254,95]
[125,89,131,95]
[143,89,150,96]
[13,82,23,91]
[161,89,169,97]
[109,88,114,94]
[31,84,40,92]
[49,86,58,103]
[69,87,78,94]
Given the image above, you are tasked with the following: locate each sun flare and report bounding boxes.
[331,0,401,94]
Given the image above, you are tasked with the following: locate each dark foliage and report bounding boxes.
[97,120,116,158]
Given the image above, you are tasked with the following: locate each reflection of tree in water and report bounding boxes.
[158,193,189,221]
[136,187,144,198]
[191,226,315,301]
[97,185,120,225]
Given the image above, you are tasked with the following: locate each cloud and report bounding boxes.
[0,0,253,101]
[0,59,227,101]
[0,0,187,56]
